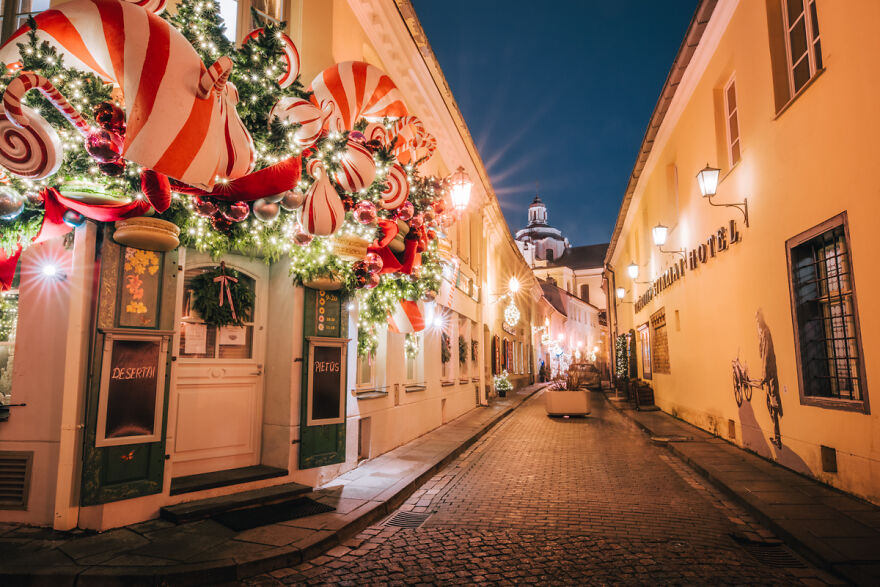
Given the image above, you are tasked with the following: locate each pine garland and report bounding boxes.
[189,267,255,327]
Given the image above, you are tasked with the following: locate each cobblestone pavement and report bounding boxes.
[245,391,842,585]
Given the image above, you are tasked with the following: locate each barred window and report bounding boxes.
[788,214,866,409]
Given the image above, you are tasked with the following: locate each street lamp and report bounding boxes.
[508,276,520,293]
[448,166,473,214]
[652,223,685,259]
[616,287,626,299]
[627,262,639,280]
[697,163,749,227]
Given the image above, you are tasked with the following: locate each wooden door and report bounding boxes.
[170,252,267,477]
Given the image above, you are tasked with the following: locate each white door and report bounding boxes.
[171,251,267,477]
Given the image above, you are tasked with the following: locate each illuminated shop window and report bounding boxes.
[0,289,18,415]
[788,215,865,408]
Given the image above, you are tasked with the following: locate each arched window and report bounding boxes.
[580,284,590,303]
[546,249,554,262]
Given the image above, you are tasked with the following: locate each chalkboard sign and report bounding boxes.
[97,335,167,446]
[307,339,346,425]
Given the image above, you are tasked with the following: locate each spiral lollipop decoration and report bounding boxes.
[303,159,345,236]
[392,116,436,165]
[379,163,410,210]
[243,28,300,89]
[0,104,63,179]
[333,139,376,193]
[362,122,389,147]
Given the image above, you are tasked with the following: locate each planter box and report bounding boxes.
[545,390,590,416]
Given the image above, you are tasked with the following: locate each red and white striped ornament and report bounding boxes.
[362,122,389,147]
[269,97,327,149]
[333,140,376,193]
[302,159,344,236]
[379,163,410,210]
[243,28,299,89]
[0,103,62,179]
[309,61,408,132]
[388,299,426,334]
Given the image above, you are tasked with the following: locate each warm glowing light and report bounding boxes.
[504,300,520,328]
[41,264,58,277]
[652,224,669,246]
[616,287,626,299]
[447,166,473,213]
[696,164,720,198]
[627,262,639,279]
[508,276,519,293]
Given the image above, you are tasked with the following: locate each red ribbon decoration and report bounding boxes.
[172,156,302,202]
[367,218,427,276]
[0,187,151,290]
[213,262,238,322]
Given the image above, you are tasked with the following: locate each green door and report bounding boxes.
[299,287,349,469]
[81,233,179,505]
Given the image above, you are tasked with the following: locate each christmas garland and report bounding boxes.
[189,266,255,327]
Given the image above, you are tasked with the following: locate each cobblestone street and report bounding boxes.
[246,391,840,585]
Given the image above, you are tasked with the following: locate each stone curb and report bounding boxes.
[601,394,862,585]
[1,384,549,587]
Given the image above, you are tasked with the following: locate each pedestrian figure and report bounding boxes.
[756,309,782,449]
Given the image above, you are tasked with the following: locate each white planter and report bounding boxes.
[545,390,591,416]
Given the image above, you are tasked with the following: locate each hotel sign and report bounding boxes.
[635,219,742,313]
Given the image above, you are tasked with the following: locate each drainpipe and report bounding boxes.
[605,264,620,398]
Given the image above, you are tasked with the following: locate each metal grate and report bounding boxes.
[384,511,430,528]
[0,451,32,510]
[741,542,806,569]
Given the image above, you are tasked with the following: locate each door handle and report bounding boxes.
[249,370,263,376]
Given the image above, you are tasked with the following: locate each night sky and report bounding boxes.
[413,1,697,246]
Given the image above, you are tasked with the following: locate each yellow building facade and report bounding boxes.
[606,0,879,504]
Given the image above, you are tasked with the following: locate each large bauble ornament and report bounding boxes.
[427,229,437,241]
[292,225,313,246]
[25,191,42,206]
[408,265,422,280]
[396,201,414,222]
[85,129,124,163]
[333,140,376,193]
[379,163,409,210]
[0,186,25,220]
[253,198,281,222]
[409,212,424,230]
[262,193,284,204]
[364,251,383,274]
[193,196,218,218]
[422,289,438,303]
[94,101,126,134]
[433,199,446,215]
[423,207,436,223]
[62,209,86,228]
[99,160,126,177]
[354,200,377,225]
[365,272,380,289]
[223,201,250,222]
[302,160,344,236]
[269,97,326,149]
[280,188,306,211]
[354,273,367,289]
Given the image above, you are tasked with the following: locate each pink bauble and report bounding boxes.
[354,200,378,225]
[85,129,124,163]
[253,198,281,222]
[364,251,383,274]
[223,201,250,222]
[333,140,376,193]
[409,212,424,230]
[193,196,219,217]
[280,188,306,211]
[423,207,436,223]
[396,201,414,222]
[292,225,313,246]
[365,272,380,289]
[379,163,409,210]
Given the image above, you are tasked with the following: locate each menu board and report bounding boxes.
[99,337,165,445]
[315,290,340,337]
[119,248,162,328]
[310,344,343,423]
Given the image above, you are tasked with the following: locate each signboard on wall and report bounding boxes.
[315,290,341,337]
[96,334,168,447]
[306,337,347,426]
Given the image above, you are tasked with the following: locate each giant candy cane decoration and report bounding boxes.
[309,61,408,133]
[0,0,256,190]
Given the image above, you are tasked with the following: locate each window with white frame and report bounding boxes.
[724,76,741,167]
[405,334,422,384]
[356,351,375,389]
[459,317,469,378]
[218,0,283,43]
[1,0,50,43]
[783,0,822,96]
[0,288,19,417]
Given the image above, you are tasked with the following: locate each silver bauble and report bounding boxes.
[0,186,25,220]
[25,191,43,206]
[252,198,281,222]
[262,193,284,204]
[62,210,86,228]
[279,189,306,211]
[422,289,438,303]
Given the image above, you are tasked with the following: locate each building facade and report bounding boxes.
[0,0,538,530]
[606,0,880,504]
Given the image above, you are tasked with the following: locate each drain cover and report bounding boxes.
[731,534,806,569]
[385,511,430,528]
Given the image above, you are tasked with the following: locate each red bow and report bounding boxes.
[367,218,427,275]
[172,156,302,202]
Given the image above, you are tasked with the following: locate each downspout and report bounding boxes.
[605,264,618,385]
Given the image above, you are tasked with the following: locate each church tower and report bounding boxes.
[515,194,570,265]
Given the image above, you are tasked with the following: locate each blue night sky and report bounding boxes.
[413,1,697,246]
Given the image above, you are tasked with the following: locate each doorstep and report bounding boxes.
[160,481,312,524]
[170,465,289,496]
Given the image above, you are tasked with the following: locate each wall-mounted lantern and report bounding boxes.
[697,163,749,227]
[448,166,473,214]
[652,223,685,259]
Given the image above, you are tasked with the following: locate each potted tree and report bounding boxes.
[545,368,591,416]
[493,370,512,397]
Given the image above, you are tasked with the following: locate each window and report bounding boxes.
[1,0,50,43]
[724,76,741,166]
[405,334,422,384]
[217,0,283,43]
[545,249,554,262]
[0,289,19,418]
[638,324,652,380]
[356,351,375,389]
[783,0,822,96]
[788,214,866,410]
[650,308,670,374]
[580,284,590,304]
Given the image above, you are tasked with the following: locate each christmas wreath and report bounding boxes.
[441,331,451,364]
[458,335,467,365]
[189,264,255,327]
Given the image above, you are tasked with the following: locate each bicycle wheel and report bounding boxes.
[745,382,753,402]
[732,369,743,407]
